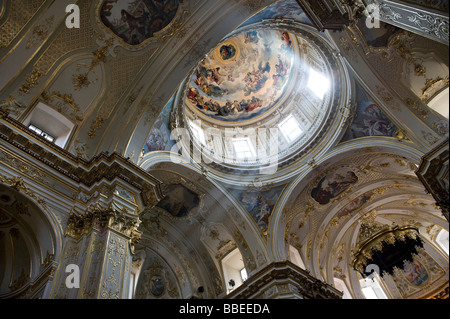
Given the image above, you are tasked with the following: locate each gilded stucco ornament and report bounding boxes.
[0,174,46,206]
[41,90,84,123]
[26,15,54,49]
[0,95,25,116]
[65,206,142,254]
[19,67,42,95]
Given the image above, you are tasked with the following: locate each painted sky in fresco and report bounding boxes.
[186,29,295,122]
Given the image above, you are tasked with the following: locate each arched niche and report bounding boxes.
[0,182,60,298]
[139,152,271,265]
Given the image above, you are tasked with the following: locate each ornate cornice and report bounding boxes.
[0,111,163,207]
[225,260,342,299]
[366,0,449,44]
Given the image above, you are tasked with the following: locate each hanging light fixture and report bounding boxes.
[352,225,424,278]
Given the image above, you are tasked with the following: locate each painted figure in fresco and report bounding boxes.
[194,65,227,98]
[402,258,428,286]
[311,169,358,205]
[361,103,395,136]
[143,97,175,153]
[102,0,118,13]
[220,44,236,60]
[281,31,292,49]
[186,28,294,121]
[100,0,182,45]
[121,8,149,43]
[342,99,397,141]
[254,195,272,230]
[244,31,259,44]
[273,57,288,87]
[156,184,199,218]
[243,62,271,96]
[239,192,274,231]
[205,67,223,85]
[337,191,373,218]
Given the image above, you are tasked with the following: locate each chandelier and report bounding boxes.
[352,225,424,278]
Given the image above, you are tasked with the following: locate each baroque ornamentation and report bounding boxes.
[26,15,54,49]
[0,95,25,116]
[405,97,429,119]
[65,207,142,254]
[0,0,46,49]
[407,11,449,42]
[375,85,401,112]
[72,38,114,91]
[352,224,423,276]
[371,0,449,43]
[421,76,449,103]
[88,115,105,139]
[19,66,42,95]
[0,148,49,185]
[41,90,83,123]
[0,174,46,206]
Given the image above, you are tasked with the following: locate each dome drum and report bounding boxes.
[171,20,350,181]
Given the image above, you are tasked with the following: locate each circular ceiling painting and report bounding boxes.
[100,0,182,45]
[186,29,295,123]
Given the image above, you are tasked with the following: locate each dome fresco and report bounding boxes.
[186,29,295,123]
[176,21,345,175]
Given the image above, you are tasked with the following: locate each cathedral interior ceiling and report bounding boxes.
[0,0,448,300]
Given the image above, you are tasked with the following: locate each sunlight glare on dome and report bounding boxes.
[307,68,330,99]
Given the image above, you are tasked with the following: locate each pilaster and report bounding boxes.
[50,207,141,299]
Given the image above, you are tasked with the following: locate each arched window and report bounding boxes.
[0,184,58,298]
[428,87,449,119]
[435,228,449,255]
[333,278,352,299]
[359,274,388,299]
[23,102,75,148]
[221,248,247,294]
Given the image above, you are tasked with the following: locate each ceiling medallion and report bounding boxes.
[352,225,424,278]
[96,0,187,49]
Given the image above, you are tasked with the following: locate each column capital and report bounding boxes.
[65,206,142,253]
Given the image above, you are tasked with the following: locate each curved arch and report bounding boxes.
[269,139,424,263]
[139,152,273,271]
[134,239,196,299]
[0,182,62,298]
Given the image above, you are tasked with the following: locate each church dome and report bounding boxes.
[185,28,295,123]
[171,20,349,181]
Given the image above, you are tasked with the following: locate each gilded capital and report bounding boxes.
[65,209,142,253]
